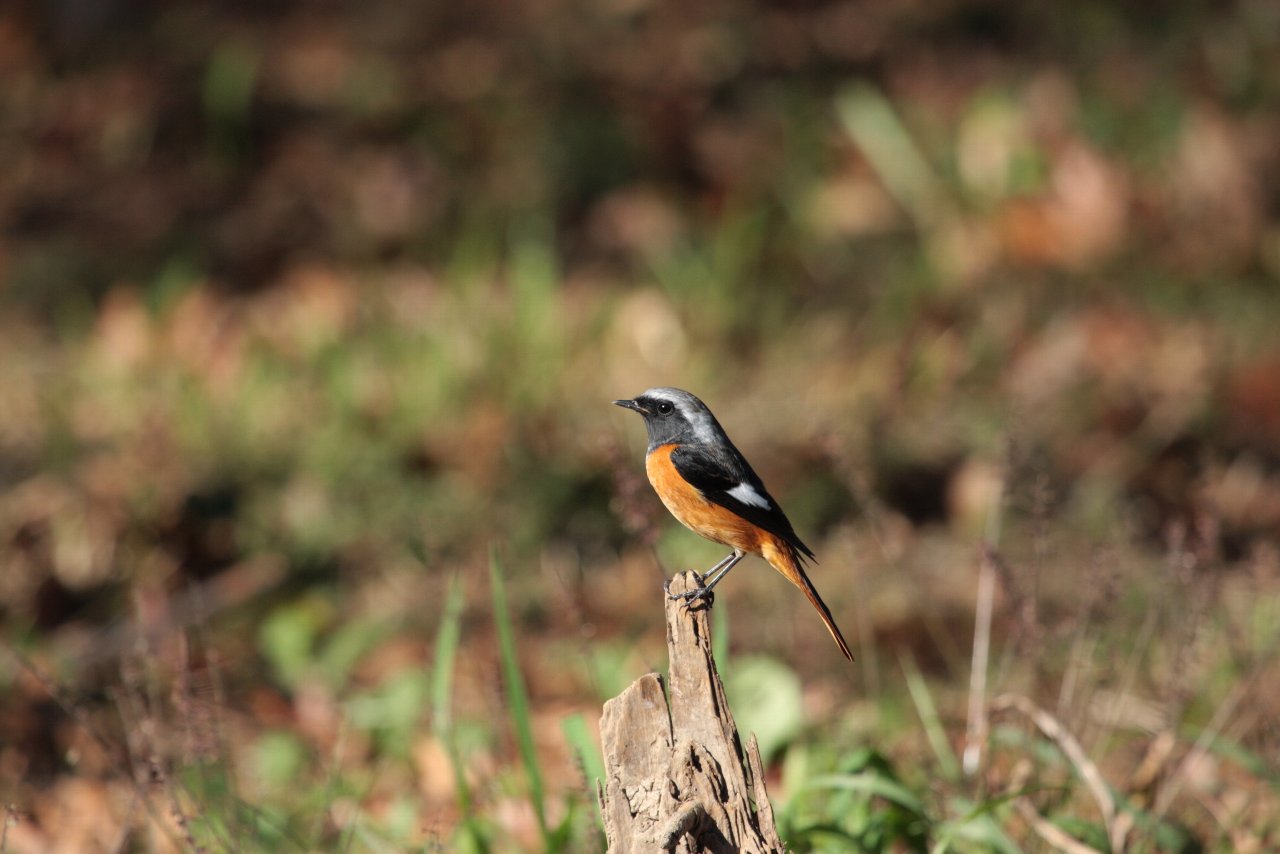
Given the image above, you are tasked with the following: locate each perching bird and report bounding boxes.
[614,387,853,661]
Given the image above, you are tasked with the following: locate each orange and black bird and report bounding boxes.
[614,387,853,661]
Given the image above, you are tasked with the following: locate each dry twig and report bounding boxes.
[993,693,1125,851]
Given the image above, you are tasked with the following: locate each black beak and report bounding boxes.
[613,398,647,414]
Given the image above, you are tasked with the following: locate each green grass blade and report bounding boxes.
[432,574,473,813]
[1194,729,1280,788]
[804,772,927,817]
[431,575,465,728]
[561,712,605,790]
[836,83,948,226]
[561,713,606,836]
[490,551,548,839]
[900,652,962,783]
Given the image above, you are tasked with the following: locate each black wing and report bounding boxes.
[671,443,815,561]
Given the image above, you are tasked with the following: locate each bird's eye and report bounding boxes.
[656,401,674,415]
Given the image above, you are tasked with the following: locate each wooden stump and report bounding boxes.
[598,571,785,853]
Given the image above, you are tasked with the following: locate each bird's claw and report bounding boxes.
[668,584,712,603]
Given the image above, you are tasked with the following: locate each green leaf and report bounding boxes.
[259,598,328,689]
[1051,816,1109,850]
[805,772,928,817]
[344,669,432,756]
[252,730,308,792]
[318,616,395,690]
[934,811,1022,854]
[724,656,805,762]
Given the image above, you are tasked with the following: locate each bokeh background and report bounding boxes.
[2,0,1279,850]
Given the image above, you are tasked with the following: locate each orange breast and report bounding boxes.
[645,443,766,554]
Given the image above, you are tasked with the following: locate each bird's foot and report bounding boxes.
[667,581,713,603]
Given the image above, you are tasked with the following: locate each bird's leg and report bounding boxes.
[701,551,745,591]
[670,551,745,601]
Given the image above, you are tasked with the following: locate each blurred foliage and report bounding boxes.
[1,0,1280,850]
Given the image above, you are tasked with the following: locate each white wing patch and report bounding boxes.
[727,482,771,509]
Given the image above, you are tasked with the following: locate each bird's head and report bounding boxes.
[614,387,724,449]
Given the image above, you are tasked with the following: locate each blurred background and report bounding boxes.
[2,0,1279,850]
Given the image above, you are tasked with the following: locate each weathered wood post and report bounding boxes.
[598,571,786,853]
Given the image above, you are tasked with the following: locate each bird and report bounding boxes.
[614,387,853,661]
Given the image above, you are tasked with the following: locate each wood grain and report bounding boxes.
[598,571,785,853]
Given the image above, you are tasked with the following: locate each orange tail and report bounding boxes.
[761,537,854,662]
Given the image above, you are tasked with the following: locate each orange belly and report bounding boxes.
[646,443,766,554]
